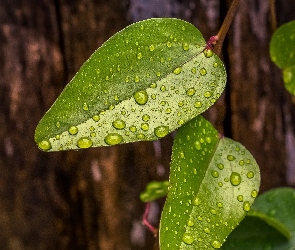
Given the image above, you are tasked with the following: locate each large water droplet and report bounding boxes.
[230,172,241,186]
[104,133,123,145]
[193,197,201,206]
[112,120,126,130]
[77,137,93,148]
[129,126,137,132]
[204,49,213,58]
[182,42,189,51]
[200,68,207,75]
[211,170,219,178]
[247,171,254,179]
[217,163,224,170]
[194,140,201,150]
[142,114,150,121]
[194,101,202,108]
[134,90,148,105]
[187,220,194,227]
[186,87,196,96]
[237,195,244,202]
[154,126,169,138]
[182,233,194,244]
[251,190,258,198]
[92,114,100,122]
[141,123,149,131]
[243,201,251,211]
[204,91,212,98]
[68,126,78,135]
[38,140,52,151]
[227,155,236,161]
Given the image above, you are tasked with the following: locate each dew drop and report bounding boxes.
[55,135,60,140]
[182,42,189,51]
[187,219,194,227]
[55,122,60,128]
[182,233,194,245]
[211,240,221,249]
[178,120,184,125]
[160,85,166,91]
[204,49,213,58]
[166,108,172,114]
[227,155,236,161]
[217,202,223,208]
[68,126,78,135]
[141,123,149,131]
[194,141,201,150]
[251,190,258,198]
[134,90,148,105]
[186,87,196,96]
[180,151,185,158]
[77,137,93,148]
[149,44,155,51]
[134,75,140,82]
[237,195,244,202]
[166,41,172,47]
[38,140,52,151]
[129,126,137,132]
[150,82,157,88]
[173,67,182,75]
[204,91,212,98]
[247,171,254,179]
[239,160,245,166]
[204,228,210,233]
[211,170,219,178]
[104,133,123,145]
[217,163,224,170]
[154,126,169,138]
[200,68,207,75]
[206,137,212,143]
[243,201,251,212]
[210,209,217,215]
[193,197,201,206]
[194,101,202,108]
[112,120,126,130]
[191,67,197,73]
[213,62,218,68]
[142,114,150,121]
[137,52,142,59]
[137,133,145,139]
[218,182,223,187]
[230,172,241,186]
[83,103,89,110]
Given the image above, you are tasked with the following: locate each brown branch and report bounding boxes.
[214,0,240,56]
[269,0,277,33]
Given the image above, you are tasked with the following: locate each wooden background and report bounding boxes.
[1,0,295,249]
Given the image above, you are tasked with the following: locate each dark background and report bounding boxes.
[1,0,295,249]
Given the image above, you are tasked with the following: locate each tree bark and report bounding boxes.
[0,0,294,249]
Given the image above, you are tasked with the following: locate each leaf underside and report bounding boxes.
[34,18,226,151]
[160,116,260,249]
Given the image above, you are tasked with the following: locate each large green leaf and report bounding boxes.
[35,18,226,151]
[160,116,260,249]
[270,20,295,95]
[221,187,295,249]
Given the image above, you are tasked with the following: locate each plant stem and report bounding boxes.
[214,0,240,56]
[269,0,277,33]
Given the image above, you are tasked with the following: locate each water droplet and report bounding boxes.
[182,233,194,244]
[141,123,149,131]
[112,120,126,130]
[55,135,60,140]
[227,155,236,161]
[211,240,221,249]
[142,114,150,121]
[154,126,169,138]
[217,202,223,208]
[134,90,148,105]
[83,103,89,110]
[204,91,212,98]
[194,101,202,108]
[200,68,207,75]
[239,160,245,166]
[108,105,115,110]
[150,82,157,88]
[204,49,213,58]
[104,133,123,145]
[129,126,137,132]
[217,163,224,170]
[247,171,254,179]
[90,132,96,137]
[166,108,172,114]
[218,182,223,187]
[243,201,251,211]
[204,228,210,233]
[186,87,196,96]
[137,133,145,139]
[160,85,166,91]
[180,151,185,158]
[195,141,201,150]
[151,94,156,100]
[182,42,189,51]
[134,75,140,82]
[68,126,78,135]
[193,168,197,174]
[137,52,142,59]
[181,26,185,31]
[213,62,218,68]
[211,170,219,178]
[251,190,258,198]
[178,120,184,125]
[187,220,194,227]
[210,209,217,215]
[166,41,172,47]
[38,140,52,151]
[173,67,182,75]
[237,195,244,202]
[149,44,155,51]
[178,101,184,107]
[55,122,60,128]
[193,197,201,206]
[77,137,93,148]
[230,172,241,186]
[206,137,212,143]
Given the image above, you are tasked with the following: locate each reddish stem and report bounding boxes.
[142,202,158,236]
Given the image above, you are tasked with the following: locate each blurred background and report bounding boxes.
[0,0,295,249]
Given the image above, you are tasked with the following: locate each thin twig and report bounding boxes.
[269,0,277,33]
[214,0,240,56]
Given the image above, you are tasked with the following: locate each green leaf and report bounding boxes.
[34,18,226,151]
[140,180,169,202]
[270,20,295,69]
[159,116,260,249]
[221,187,295,249]
[270,20,295,96]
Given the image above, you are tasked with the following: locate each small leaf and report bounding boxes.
[221,187,295,249]
[270,20,295,96]
[35,18,226,151]
[140,180,169,202]
[159,116,260,249]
